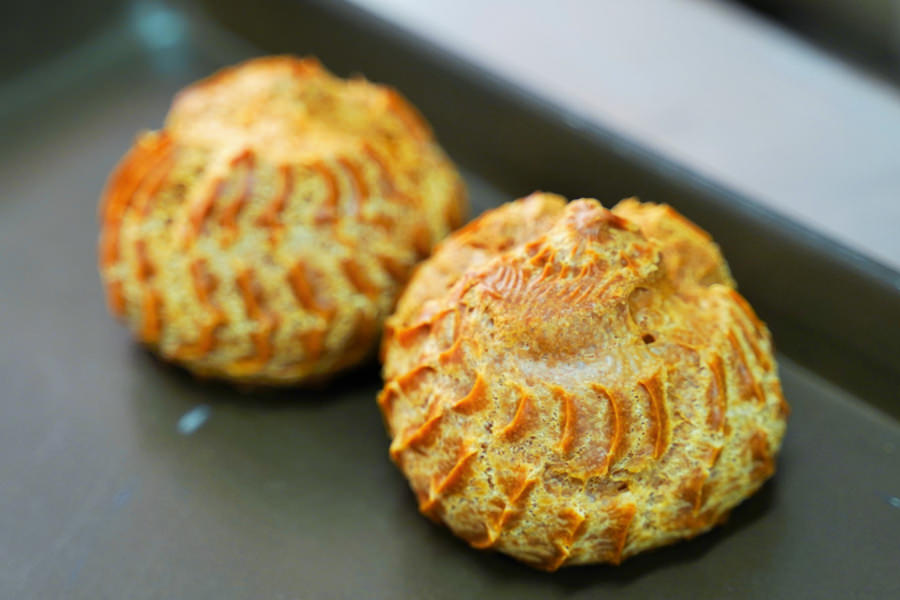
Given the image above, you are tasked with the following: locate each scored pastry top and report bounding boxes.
[99,56,465,384]
[380,192,787,570]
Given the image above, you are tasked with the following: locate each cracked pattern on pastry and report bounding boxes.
[98,56,466,384]
[379,192,787,570]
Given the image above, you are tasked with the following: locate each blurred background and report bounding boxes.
[2,0,898,270]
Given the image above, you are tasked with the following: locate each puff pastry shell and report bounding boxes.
[380,193,787,569]
[98,56,465,384]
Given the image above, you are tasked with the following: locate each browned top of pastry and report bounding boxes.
[99,56,465,384]
[165,56,435,165]
[380,193,787,569]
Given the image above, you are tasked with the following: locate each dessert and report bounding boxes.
[379,193,788,569]
[98,56,465,384]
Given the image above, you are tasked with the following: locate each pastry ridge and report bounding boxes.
[380,192,787,569]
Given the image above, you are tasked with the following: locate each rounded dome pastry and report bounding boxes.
[98,56,466,385]
[379,192,788,570]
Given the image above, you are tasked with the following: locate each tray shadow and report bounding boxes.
[128,343,384,409]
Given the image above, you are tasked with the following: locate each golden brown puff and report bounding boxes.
[98,56,466,385]
[379,192,787,570]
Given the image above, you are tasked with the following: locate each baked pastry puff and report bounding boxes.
[98,56,465,385]
[379,193,788,569]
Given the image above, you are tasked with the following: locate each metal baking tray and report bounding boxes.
[1,0,897,597]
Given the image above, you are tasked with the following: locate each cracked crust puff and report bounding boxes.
[98,56,466,385]
[379,193,787,570]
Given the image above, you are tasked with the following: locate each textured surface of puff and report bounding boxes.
[379,192,788,570]
[98,56,466,384]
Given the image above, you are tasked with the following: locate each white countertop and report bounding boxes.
[349,0,900,270]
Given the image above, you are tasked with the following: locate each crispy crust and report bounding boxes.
[98,56,466,384]
[379,193,787,570]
